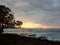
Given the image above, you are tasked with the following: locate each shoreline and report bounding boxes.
[3,28,60,41]
[0,33,60,45]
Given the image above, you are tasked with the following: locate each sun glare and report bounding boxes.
[21,22,48,28]
[43,26,48,28]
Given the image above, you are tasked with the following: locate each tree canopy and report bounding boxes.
[0,5,23,33]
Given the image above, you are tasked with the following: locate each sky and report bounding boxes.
[0,0,60,28]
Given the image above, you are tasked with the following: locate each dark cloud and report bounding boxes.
[0,0,60,27]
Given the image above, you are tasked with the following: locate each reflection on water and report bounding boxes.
[3,28,60,41]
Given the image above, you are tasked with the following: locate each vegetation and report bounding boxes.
[15,21,23,28]
[0,5,13,33]
[0,5,23,33]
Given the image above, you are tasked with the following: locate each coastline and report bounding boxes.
[0,33,60,45]
[3,28,60,41]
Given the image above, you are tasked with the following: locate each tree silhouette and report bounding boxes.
[0,5,14,33]
[16,21,23,28]
[6,13,15,28]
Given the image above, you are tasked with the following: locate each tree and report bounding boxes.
[16,21,23,28]
[6,13,15,28]
[0,5,14,33]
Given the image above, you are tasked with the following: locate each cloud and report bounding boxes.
[0,0,60,27]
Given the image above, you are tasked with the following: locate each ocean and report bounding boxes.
[3,28,60,41]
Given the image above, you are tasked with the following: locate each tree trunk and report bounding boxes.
[0,23,3,34]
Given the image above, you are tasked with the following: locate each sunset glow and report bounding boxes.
[21,22,48,28]
[42,26,48,28]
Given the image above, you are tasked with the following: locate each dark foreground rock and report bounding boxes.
[0,34,60,45]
